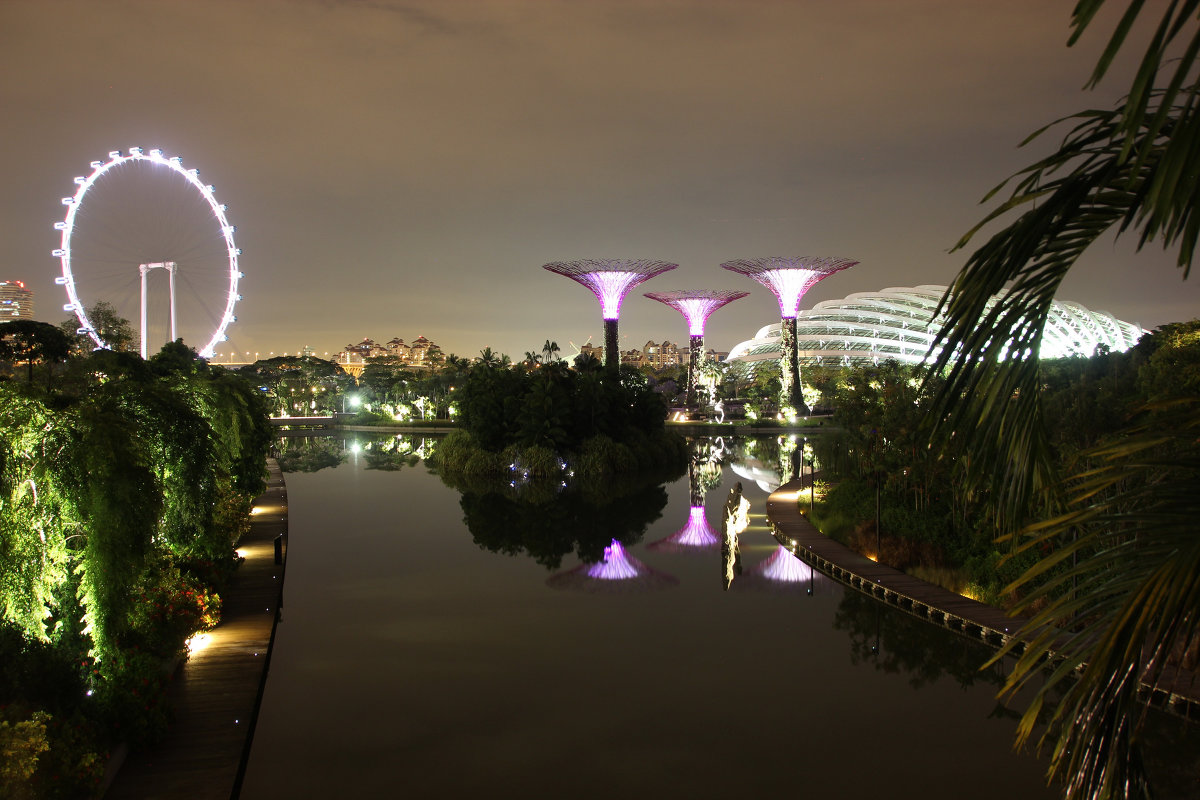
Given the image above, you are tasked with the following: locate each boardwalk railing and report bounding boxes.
[765,478,1200,721]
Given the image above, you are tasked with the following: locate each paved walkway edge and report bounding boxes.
[104,458,289,799]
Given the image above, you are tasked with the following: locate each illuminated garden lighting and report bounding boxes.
[722,257,856,413]
[544,259,677,372]
[645,289,748,407]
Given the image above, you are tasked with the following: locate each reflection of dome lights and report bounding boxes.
[647,507,720,553]
[730,460,781,493]
[547,539,678,592]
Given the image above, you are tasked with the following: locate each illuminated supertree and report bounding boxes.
[543,259,677,372]
[721,257,856,414]
[644,289,748,407]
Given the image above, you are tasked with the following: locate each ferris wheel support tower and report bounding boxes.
[139,261,177,359]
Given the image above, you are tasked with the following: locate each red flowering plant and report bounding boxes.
[124,564,222,659]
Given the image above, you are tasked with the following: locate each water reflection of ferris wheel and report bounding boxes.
[54,148,242,358]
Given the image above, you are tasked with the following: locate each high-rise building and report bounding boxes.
[0,280,33,322]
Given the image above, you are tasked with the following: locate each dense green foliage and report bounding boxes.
[440,359,687,479]
[822,324,1200,600]
[0,340,271,796]
[920,3,1200,792]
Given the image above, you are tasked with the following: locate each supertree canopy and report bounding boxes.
[722,257,856,414]
[544,259,677,372]
[645,289,748,407]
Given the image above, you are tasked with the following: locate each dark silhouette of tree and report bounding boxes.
[0,320,72,387]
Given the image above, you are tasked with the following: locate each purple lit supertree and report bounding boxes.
[543,259,677,373]
[721,257,857,414]
[644,289,748,407]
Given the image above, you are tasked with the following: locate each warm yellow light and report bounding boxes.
[187,633,212,655]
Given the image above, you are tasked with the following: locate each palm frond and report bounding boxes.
[926,82,1199,536]
[989,404,1200,800]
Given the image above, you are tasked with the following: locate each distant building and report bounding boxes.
[333,335,445,374]
[0,280,33,322]
[578,343,604,365]
[575,339,723,370]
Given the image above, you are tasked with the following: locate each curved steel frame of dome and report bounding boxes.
[725,285,1144,372]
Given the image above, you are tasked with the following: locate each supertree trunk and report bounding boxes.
[781,316,806,413]
[604,318,619,374]
[687,334,703,408]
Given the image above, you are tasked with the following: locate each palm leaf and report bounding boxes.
[988,404,1200,799]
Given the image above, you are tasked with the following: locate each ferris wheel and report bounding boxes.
[54,148,242,359]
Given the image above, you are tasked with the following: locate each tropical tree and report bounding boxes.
[0,321,71,386]
[59,301,137,354]
[926,3,1200,798]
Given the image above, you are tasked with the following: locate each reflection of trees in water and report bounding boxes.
[363,449,420,471]
[276,434,436,473]
[833,589,1009,693]
[276,436,346,473]
[447,470,675,570]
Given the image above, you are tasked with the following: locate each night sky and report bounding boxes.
[4,0,1198,362]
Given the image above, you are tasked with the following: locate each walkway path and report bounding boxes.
[105,459,288,799]
[765,478,1199,720]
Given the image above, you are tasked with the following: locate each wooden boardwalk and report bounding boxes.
[765,478,1200,720]
[104,460,289,800]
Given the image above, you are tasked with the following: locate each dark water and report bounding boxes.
[241,435,1056,800]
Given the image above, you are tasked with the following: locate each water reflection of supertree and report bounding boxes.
[735,545,831,596]
[449,470,673,569]
[543,259,677,373]
[547,539,678,593]
[721,257,856,414]
[647,506,720,554]
[648,439,726,553]
[643,289,748,407]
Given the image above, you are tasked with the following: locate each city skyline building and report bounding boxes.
[645,289,748,407]
[0,280,34,322]
[722,257,857,414]
[544,259,677,373]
